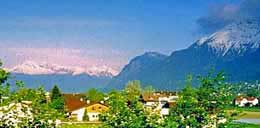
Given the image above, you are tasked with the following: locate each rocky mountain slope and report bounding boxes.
[109,19,260,90]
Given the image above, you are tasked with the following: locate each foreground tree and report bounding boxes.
[0,61,10,104]
[167,73,235,128]
[1,81,64,127]
[100,81,163,128]
[0,61,9,84]
[165,75,207,127]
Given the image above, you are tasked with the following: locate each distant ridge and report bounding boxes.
[8,73,111,93]
[109,19,260,90]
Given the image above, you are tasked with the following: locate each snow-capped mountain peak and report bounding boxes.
[196,19,260,56]
[87,65,118,77]
[7,61,118,77]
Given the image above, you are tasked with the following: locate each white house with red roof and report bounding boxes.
[63,94,108,122]
[235,96,259,107]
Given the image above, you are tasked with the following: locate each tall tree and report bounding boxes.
[51,85,62,101]
[124,80,142,102]
[143,85,155,96]
[85,88,104,102]
[50,85,64,112]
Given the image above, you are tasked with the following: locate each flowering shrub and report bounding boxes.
[0,62,63,127]
[0,89,62,128]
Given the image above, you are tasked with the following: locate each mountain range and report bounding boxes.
[6,19,260,92]
[109,19,260,90]
[8,61,118,77]
[6,61,117,92]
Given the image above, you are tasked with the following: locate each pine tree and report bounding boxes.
[51,85,62,101]
[50,85,64,112]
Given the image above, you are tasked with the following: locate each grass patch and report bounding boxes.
[235,107,260,112]
[227,107,260,118]
[239,111,260,118]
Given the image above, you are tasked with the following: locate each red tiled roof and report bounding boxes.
[235,96,257,102]
[63,94,108,112]
[63,94,86,112]
[235,96,245,102]
[247,97,256,101]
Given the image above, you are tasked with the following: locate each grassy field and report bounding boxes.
[61,123,100,128]
[61,123,260,128]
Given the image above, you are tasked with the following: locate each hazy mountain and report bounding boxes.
[8,61,118,77]
[8,73,111,93]
[109,52,168,89]
[6,61,116,92]
[109,19,260,90]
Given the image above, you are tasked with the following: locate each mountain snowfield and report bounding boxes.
[7,61,118,77]
[195,19,260,56]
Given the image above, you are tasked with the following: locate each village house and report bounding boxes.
[141,91,178,116]
[64,94,108,122]
[235,96,259,107]
[85,102,109,121]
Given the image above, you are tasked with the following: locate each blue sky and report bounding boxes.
[0,0,242,70]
